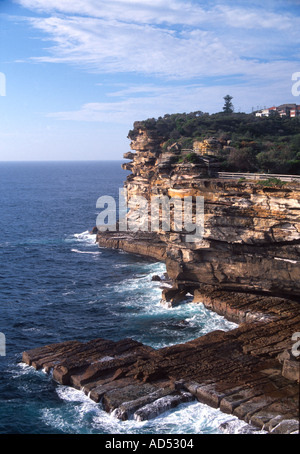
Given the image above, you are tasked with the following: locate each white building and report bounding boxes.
[255,104,300,118]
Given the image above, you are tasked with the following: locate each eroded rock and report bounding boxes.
[22,288,299,432]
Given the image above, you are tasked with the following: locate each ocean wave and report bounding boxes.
[65,230,97,245]
[74,230,96,241]
[71,249,101,255]
[15,362,35,375]
[47,385,258,434]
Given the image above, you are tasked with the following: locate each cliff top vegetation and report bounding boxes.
[128,111,300,174]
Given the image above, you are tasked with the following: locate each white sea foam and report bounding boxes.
[65,230,97,246]
[16,362,34,374]
[46,242,241,434]
[56,386,88,402]
[74,230,96,243]
[160,282,173,288]
[106,262,238,348]
[13,362,51,381]
[45,385,260,434]
[185,302,238,332]
[71,248,101,255]
[275,257,298,264]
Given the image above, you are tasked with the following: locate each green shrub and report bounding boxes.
[176,152,198,164]
[256,178,287,187]
[129,111,300,175]
[185,152,198,163]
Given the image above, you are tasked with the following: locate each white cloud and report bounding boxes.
[217,4,298,30]
[13,0,298,83]
[46,77,296,124]
[12,0,300,122]
[24,13,298,82]
[17,0,300,31]
[3,0,299,160]
[25,15,236,78]
[17,0,208,26]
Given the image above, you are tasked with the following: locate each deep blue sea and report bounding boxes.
[0,161,248,434]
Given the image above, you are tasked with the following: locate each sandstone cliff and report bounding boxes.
[116,123,300,299]
[22,121,300,434]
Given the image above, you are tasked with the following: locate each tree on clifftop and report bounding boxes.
[223,95,234,114]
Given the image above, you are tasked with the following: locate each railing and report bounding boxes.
[216,172,300,182]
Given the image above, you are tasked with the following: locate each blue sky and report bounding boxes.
[0,0,300,161]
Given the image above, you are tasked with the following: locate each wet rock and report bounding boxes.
[161,287,188,308]
[133,392,194,422]
[88,378,135,403]
[113,387,174,421]
[151,275,161,281]
[270,419,299,434]
[21,121,300,434]
[219,419,265,434]
[102,382,158,413]
[22,288,299,433]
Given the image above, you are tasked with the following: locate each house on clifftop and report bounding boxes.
[255,103,300,117]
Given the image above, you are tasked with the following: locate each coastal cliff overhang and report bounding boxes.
[119,123,300,298]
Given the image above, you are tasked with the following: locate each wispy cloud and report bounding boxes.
[13,0,299,82]
[17,0,300,30]
[13,0,300,119]
[2,0,299,160]
[21,12,298,82]
[217,4,299,30]
[26,15,244,79]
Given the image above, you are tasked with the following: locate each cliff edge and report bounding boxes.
[23,119,300,434]
[102,122,300,299]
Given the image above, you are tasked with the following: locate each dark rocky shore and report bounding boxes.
[22,281,299,433]
[23,123,300,433]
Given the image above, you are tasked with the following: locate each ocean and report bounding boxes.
[0,161,250,434]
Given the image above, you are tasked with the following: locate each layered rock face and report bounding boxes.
[118,124,300,298]
[93,123,300,432]
[22,290,299,433]
[22,122,300,434]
